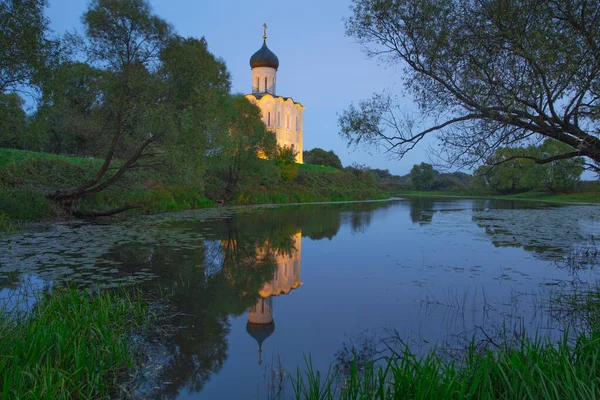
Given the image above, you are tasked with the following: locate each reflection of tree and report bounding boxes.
[471,203,592,261]
[409,197,435,225]
[105,227,278,398]
[101,200,397,398]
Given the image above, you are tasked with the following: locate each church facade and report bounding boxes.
[245,25,305,163]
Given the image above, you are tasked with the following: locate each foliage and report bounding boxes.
[276,145,298,165]
[537,140,585,193]
[281,163,298,181]
[409,162,435,190]
[159,35,231,188]
[0,0,56,92]
[303,148,342,169]
[32,62,106,155]
[0,187,52,220]
[0,92,26,148]
[344,163,378,184]
[341,0,600,171]
[0,288,149,399]
[476,141,584,194]
[208,95,277,200]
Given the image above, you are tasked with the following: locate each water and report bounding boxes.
[1,198,599,399]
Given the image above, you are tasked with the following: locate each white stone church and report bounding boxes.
[245,25,305,163]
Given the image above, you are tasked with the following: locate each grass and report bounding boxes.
[293,332,600,400]
[0,288,150,399]
[392,189,600,204]
[0,148,387,232]
[297,163,340,173]
[0,148,103,169]
[236,169,386,204]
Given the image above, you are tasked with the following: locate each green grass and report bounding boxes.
[0,148,387,232]
[236,169,386,204]
[0,148,103,169]
[293,332,600,400]
[297,163,340,173]
[392,189,600,204]
[0,288,149,399]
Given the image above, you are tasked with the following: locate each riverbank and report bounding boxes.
[390,189,600,204]
[0,148,384,233]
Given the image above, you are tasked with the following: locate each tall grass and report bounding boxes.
[293,332,600,400]
[0,288,149,399]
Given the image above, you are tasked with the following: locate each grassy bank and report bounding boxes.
[0,148,385,232]
[236,168,386,204]
[293,332,600,399]
[0,288,149,399]
[390,189,600,204]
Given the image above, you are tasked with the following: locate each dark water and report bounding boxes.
[1,198,599,399]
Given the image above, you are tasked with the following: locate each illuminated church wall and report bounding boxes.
[245,24,305,163]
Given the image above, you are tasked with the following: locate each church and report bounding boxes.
[245,24,305,163]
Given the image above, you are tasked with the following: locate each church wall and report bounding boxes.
[246,94,305,163]
[251,67,277,95]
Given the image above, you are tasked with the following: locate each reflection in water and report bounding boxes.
[2,199,598,399]
[247,232,302,365]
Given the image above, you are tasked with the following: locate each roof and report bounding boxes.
[250,40,279,70]
[246,93,305,108]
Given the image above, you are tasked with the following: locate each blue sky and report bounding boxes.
[46,0,432,175]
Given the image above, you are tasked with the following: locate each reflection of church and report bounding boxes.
[247,232,302,364]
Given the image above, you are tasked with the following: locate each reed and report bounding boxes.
[293,332,600,400]
[0,288,149,399]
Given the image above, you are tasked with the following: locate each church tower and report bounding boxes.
[246,24,305,163]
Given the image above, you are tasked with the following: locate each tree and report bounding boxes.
[537,140,584,192]
[0,0,55,92]
[476,147,539,193]
[0,92,26,148]
[159,36,232,188]
[47,0,174,214]
[32,62,106,155]
[303,148,343,169]
[340,0,600,173]
[210,95,277,199]
[475,141,583,193]
[410,162,435,190]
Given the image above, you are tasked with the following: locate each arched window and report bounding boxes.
[267,112,271,126]
[256,77,259,92]
[264,77,267,92]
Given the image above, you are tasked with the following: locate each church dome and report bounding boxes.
[250,40,279,70]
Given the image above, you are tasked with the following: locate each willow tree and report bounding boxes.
[340,0,600,172]
[47,0,174,214]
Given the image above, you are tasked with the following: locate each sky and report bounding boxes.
[45,0,434,175]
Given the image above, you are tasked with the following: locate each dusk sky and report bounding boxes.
[46,0,434,175]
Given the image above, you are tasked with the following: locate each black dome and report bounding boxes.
[250,40,279,70]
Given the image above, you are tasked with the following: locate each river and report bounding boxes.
[1,197,599,399]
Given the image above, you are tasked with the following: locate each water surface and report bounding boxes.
[1,198,599,399]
